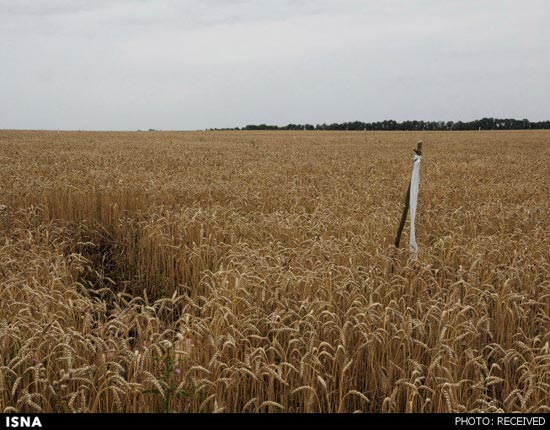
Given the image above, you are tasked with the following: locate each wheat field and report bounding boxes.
[0,130,549,413]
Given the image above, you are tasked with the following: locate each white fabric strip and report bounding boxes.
[409,154,422,257]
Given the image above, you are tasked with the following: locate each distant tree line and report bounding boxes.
[210,118,550,131]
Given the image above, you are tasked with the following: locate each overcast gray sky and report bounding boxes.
[1,0,549,130]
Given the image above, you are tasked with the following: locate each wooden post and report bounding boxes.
[394,141,422,249]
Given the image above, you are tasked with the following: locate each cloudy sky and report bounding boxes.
[1,0,549,130]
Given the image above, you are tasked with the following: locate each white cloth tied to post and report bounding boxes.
[409,153,421,257]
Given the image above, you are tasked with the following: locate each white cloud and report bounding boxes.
[0,0,124,15]
[118,11,462,66]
